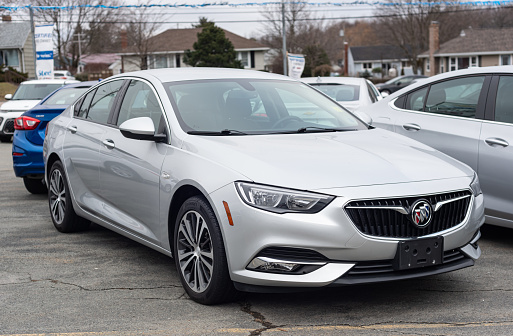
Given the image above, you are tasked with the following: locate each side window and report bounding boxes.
[86,80,124,124]
[424,76,485,118]
[76,89,96,118]
[495,76,513,124]
[117,80,164,132]
[406,87,428,111]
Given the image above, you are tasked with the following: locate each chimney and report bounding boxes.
[429,21,440,76]
[120,29,128,51]
[2,15,12,22]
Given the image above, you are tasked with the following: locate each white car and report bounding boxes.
[301,77,382,112]
[44,68,483,304]
[0,79,78,142]
[54,70,75,80]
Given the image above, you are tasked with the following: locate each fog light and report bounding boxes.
[247,256,327,274]
[248,257,301,272]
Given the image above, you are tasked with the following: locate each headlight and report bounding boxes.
[235,182,334,214]
[470,173,482,196]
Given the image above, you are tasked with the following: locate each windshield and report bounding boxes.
[165,79,366,135]
[43,87,89,105]
[308,83,360,102]
[12,83,63,100]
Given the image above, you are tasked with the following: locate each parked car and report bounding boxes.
[375,75,427,96]
[54,70,75,80]
[44,68,483,305]
[301,77,381,112]
[0,79,79,142]
[360,66,513,229]
[12,81,96,194]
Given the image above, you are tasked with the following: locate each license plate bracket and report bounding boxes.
[393,236,443,270]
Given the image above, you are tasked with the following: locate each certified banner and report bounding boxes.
[34,25,54,79]
[287,53,305,79]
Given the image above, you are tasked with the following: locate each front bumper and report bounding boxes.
[209,178,484,290]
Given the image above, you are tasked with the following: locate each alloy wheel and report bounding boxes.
[49,169,66,225]
[177,210,214,293]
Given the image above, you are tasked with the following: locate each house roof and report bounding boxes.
[350,45,409,62]
[420,28,513,57]
[0,22,31,49]
[80,53,120,64]
[122,28,268,54]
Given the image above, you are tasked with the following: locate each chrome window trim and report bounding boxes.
[388,97,484,123]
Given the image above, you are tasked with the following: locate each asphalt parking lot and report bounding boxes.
[1,141,513,336]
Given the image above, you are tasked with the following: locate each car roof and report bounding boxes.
[109,68,295,83]
[301,77,364,85]
[60,81,97,89]
[21,79,79,85]
[388,65,513,99]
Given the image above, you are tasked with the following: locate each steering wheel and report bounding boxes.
[272,116,303,128]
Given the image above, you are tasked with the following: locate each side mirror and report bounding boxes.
[354,111,373,125]
[119,117,166,142]
[4,94,12,100]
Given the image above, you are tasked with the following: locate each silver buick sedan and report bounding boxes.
[43,68,484,305]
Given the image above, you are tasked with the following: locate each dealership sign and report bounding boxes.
[35,25,54,79]
[287,53,305,79]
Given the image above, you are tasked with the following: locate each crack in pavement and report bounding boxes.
[29,278,183,291]
[239,301,285,336]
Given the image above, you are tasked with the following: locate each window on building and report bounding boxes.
[501,55,511,66]
[362,63,372,70]
[0,49,19,67]
[155,55,167,69]
[425,59,431,73]
[440,58,445,73]
[449,56,479,71]
[238,51,250,68]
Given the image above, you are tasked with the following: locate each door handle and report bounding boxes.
[102,139,116,149]
[402,123,421,131]
[485,137,509,148]
[67,125,77,134]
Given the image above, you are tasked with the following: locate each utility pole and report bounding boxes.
[74,33,85,72]
[29,5,37,77]
[282,0,287,76]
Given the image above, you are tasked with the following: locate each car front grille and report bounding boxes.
[2,118,15,134]
[344,190,472,238]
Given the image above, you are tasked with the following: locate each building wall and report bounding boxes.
[482,55,499,67]
[253,51,266,71]
[22,31,35,78]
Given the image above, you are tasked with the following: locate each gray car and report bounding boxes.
[43,68,483,305]
[360,66,513,229]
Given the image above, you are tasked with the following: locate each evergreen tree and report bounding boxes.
[184,21,243,68]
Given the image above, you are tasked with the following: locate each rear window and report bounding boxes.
[308,84,360,102]
[42,87,89,105]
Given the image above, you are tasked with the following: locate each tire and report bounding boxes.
[0,135,11,143]
[173,196,238,305]
[23,177,47,194]
[48,161,90,233]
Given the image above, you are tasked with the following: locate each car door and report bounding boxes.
[98,79,169,245]
[478,75,513,224]
[391,75,490,172]
[62,79,125,216]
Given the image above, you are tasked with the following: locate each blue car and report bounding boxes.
[12,81,96,194]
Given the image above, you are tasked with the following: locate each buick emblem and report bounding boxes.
[410,200,433,228]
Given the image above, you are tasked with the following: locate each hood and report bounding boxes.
[0,100,40,112]
[183,128,474,192]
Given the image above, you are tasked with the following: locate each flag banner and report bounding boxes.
[287,53,305,79]
[35,25,54,79]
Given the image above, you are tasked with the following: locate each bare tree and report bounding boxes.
[374,0,443,74]
[122,1,165,70]
[31,0,119,72]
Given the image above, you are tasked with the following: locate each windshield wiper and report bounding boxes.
[296,127,356,133]
[187,129,248,135]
